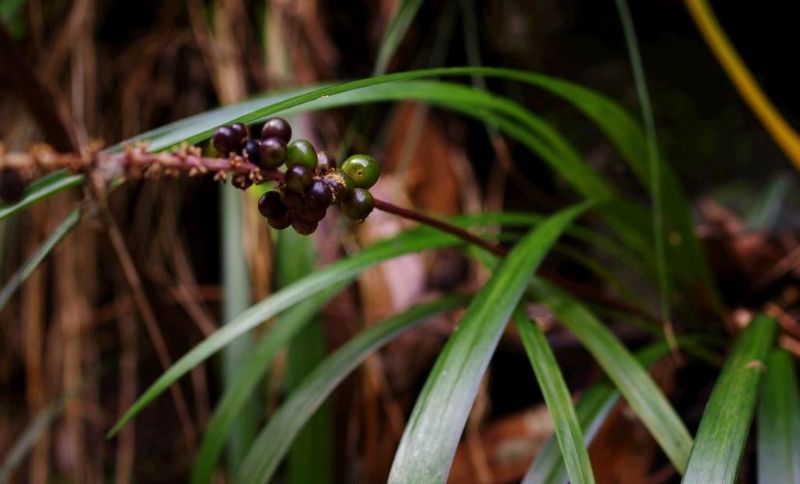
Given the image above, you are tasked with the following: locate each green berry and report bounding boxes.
[341,154,380,189]
[341,188,374,221]
[286,140,318,169]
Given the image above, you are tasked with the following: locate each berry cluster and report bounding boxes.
[212,117,381,236]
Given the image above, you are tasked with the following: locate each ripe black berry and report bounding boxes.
[294,206,328,224]
[341,188,374,221]
[291,218,318,236]
[286,140,318,169]
[306,179,333,208]
[284,165,313,193]
[260,117,292,143]
[316,151,337,172]
[324,170,354,204]
[230,122,248,146]
[242,139,261,165]
[341,154,380,189]
[258,137,287,169]
[258,191,288,219]
[0,168,26,203]
[268,213,292,230]
[213,126,236,156]
[282,190,304,210]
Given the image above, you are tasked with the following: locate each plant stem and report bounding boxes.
[373,198,507,257]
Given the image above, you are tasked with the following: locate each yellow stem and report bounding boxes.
[684,0,800,169]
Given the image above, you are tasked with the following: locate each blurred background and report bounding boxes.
[0,1,798,482]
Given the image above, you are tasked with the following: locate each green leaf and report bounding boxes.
[758,348,800,483]
[515,312,595,484]
[615,0,671,325]
[109,212,546,438]
[387,201,592,484]
[236,295,470,484]
[373,0,424,75]
[0,208,80,311]
[530,280,693,473]
[191,286,342,484]
[278,229,333,484]
[0,170,84,222]
[219,187,257,470]
[683,314,777,483]
[523,343,671,484]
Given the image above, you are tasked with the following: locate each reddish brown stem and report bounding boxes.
[373,199,508,257]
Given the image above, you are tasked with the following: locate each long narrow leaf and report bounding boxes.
[237,295,470,484]
[109,212,550,437]
[0,171,84,222]
[373,0,424,75]
[683,314,777,483]
[515,312,595,484]
[0,208,80,311]
[388,201,592,483]
[191,285,342,484]
[530,280,693,473]
[757,348,800,483]
[523,343,672,484]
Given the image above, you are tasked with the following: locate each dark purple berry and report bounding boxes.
[284,165,313,193]
[324,170,354,204]
[258,137,286,169]
[282,190,304,210]
[268,213,292,230]
[291,218,318,236]
[316,151,337,172]
[230,122,248,146]
[242,140,261,165]
[285,140,318,169]
[306,179,333,208]
[0,168,26,203]
[213,126,236,156]
[260,117,292,143]
[341,188,374,221]
[258,191,288,219]
[297,204,327,224]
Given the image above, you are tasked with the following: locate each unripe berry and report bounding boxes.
[341,188,374,221]
[260,117,292,143]
[258,191,288,219]
[316,151,337,172]
[212,125,236,156]
[242,139,261,165]
[284,165,313,193]
[341,154,380,188]
[286,140,318,169]
[258,137,287,169]
[0,168,26,203]
[230,122,248,146]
